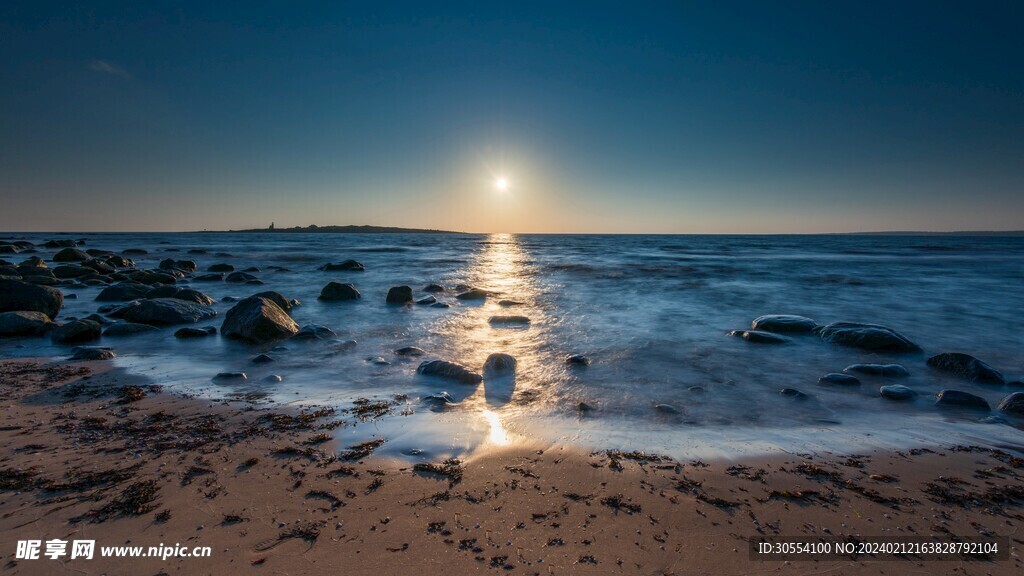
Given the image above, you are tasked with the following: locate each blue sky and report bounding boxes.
[1,1,1022,232]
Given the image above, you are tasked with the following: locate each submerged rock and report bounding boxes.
[213,372,247,381]
[109,298,217,326]
[292,324,337,341]
[750,314,816,333]
[417,359,483,385]
[0,279,64,319]
[221,297,299,343]
[96,282,151,302]
[70,346,115,361]
[319,282,361,301]
[488,315,530,326]
[225,271,258,283]
[263,374,283,383]
[415,295,436,305]
[0,311,54,336]
[455,288,489,301]
[498,300,523,307]
[935,389,990,410]
[780,388,809,399]
[926,352,1004,385]
[996,392,1024,416]
[174,326,216,338]
[879,384,916,400]
[103,322,159,336]
[386,286,413,304]
[51,319,101,344]
[422,391,456,411]
[655,403,681,414]
[395,346,426,357]
[208,263,234,272]
[319,260,364,272]
[816,322,920,352]
[423,284,444,293]
[193,273,225,282]
[483,353,517,376]
[844,364,910,378]
[728,329,789,344]
[566,354,591,366]
[431,302,450,309]
[818,373,861,386]
[252,353,275,364]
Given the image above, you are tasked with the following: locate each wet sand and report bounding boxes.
[0,358,1022,575]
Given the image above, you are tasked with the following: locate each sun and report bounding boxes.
[495,177,509,191]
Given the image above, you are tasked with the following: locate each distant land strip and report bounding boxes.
[207,224,464,234]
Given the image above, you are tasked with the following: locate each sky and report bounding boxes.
[1,1,1022,233]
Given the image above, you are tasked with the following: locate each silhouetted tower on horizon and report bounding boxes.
[269,222,275,230]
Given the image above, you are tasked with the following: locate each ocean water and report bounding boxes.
[3,232,1024,461]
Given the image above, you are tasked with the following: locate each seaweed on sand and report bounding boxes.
[338,438,385,461]
[76,480,160,523]
[412,459,464,485]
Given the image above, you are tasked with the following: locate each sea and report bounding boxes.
[3,232,1023,462]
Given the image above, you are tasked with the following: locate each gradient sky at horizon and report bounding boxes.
[1,1,1022,233]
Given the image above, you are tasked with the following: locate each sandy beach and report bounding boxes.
[1,358,1021,575]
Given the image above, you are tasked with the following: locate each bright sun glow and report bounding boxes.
[495,178,509,191]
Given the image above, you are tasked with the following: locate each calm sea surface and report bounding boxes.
[4,233,1023,460]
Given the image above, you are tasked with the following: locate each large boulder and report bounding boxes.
[292,324,337,341]
[319,260,364,272]
[319,282,361,301]
[53,265,96,279]
[96,282,152,302]
[417,359,483,385]
[926,353,1004,385]
[816,322,920,352]
[879,384,916,400]
[750,314,816,333]
[0,279,64,319]
[50,319,101,344]
[386,286,413,304]
[108,298,217,326]
[221,297,299,343]
[252,291,295,313]
[0,311,54,336]
[483,353,517,376]
[128,270,177,285]
[52,247,90,262]
[996,392,1024,416]
[935,389,990,410]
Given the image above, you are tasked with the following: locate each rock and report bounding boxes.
[935,390,990,410]
[431,302,450,308]
[0,280,64,319]
[319,282,361,301]
[843,364,910,378]
[193,273,225,282]
[0,245,17,254]
[109,299,217,326]
[879,384,916,400]
[0,311,54,336]
[566,354,590,366]
[43,240,77,248]
[780,388,809,399]
[818,373,861,386]
[329,340,357,351]
[225,271,257,283]
[926,353,1004,384]
[122,248,148,255]
[128,270,177,285]
[104,255,133,268]
[174,327,216,338]
[319,260,364,272]
[386,286,413,304]
[727,330,789,344]
[263,375,283,383]
[417,359,483,385]
[395,346,426,357]
[422,392,456,411]
[208,263,234,272]
[82,259,116,274]
[816,322,920,352]
[50,319,101,344]
[455,288,489,300]
[70,347,115,361]
[103,322,160,336]
[488,315,530,325]
[750,314,816,333]
[292,324,337,341]
[221,297,299,343]
[415,295,436,305]
[483,353,517,376]
[996,392,1024,416]
[252,291,294,313]
[213,372,247,381]
[368,356,390,365]
[655,404,681,414]
[498,300,523,307]
[252,354,274,363]
[577,402,594,412]
[159,259,196,272]
[52,265,97,279]
[52,248,90,262]
[145,286,215,306]
[423,284,444,293]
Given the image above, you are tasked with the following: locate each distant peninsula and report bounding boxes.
[209,224,463,234]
